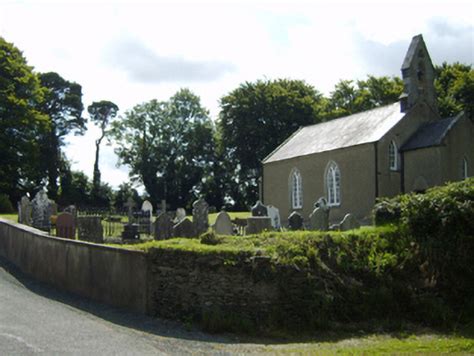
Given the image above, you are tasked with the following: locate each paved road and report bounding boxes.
[0,257,271,355]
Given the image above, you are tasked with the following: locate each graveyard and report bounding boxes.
[1,177,472,340]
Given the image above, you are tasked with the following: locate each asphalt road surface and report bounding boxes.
[0,257,271,355]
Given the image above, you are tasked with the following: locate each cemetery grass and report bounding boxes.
[0,213,18,222]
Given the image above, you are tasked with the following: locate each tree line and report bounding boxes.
[1,36,472,212]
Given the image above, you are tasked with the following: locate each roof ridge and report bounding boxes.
[300,101,399,131]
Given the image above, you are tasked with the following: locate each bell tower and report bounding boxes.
[400,34,437,113]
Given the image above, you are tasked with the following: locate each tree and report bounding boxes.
[326,76,403,119]
[0,36,49,203]
[38,72,85,199]
[111,89,215,209]
[113,182,141,211]
[218,78,325,208]
[435,62,474,119]
[87,100,119,197]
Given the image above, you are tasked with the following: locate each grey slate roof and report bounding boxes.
[401,113,461,151]
[263,102,405,163]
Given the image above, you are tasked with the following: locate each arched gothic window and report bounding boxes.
[290,169,303,209]
[326,161,340,206]
[462,157,468,179]
[389,140,398,171]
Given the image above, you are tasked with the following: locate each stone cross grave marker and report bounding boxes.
[173,217,196,238]
[214,211,233,235]
[124,197,136,223]
[192,198,209,236]
[340,213,360,231]
[18,196,32,226]
[288,211,304,231]
[77,216,104,243]
[251,201,268,217]
[266,205,281,229]
[154,212,173,240]
[32,190,52,232]
[56,212,76,239]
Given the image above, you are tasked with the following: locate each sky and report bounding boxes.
[0,0,473,190]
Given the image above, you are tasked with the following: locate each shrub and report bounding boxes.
[0,194,14,214]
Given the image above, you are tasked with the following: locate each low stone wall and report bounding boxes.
[147,249,277,321]
[146,248,313,328]
[0,218,147,314]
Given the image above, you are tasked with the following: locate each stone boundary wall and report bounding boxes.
[0,218,311,327]
[0,218,147,314]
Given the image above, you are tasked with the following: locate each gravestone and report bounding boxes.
[173,217,196,238]
[77,216,103,243]
[141,200,153,215]
[288,211,304,231]
[18,196,32,226]
[154,212,173,240]
[251,201,268,217]
[309,207,329,231]
[266,205,281,229]
[340,213,360,231]
[31,190,52,232]
[174,208,187,223]
[245,216,272,235]
[56,212,76,239]
[122,224,140,240]
[192,198,209,236]
[64,205,77,219]
[213,211,233,235]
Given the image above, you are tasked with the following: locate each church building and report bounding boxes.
[262,35,473,223]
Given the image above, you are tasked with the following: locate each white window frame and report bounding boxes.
[462,157,468,179]
[326,161,341,207]
[290,168,303,209]
[389,140,398,171]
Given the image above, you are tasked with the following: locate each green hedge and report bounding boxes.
[0,194,14,214]
[373,178,474,322]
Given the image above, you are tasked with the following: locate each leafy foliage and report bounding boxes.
[87,100,119,197]
[111,89,216,209]
[218,79,325,208]
[38,71,85,199]
[0,36,49,202]
[0,194,15,213]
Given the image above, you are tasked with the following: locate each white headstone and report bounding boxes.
[267,205,281,229]
[175,208,186,223]
[141,200,153,214]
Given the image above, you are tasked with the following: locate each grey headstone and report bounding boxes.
[309,207,329,231]
[266,205,281,229]
[288,211,304,231]
[251,201,268,217]
[77,216,104,243]
[245,216,272,235]
[18,196,32,226]
[340,213,360,231]
[173,217,196,238]
[155,212,173,240]
[192,198,209,236]
[214,211,233,235]
[56,212,76,239]
[64,205,77,218]
[32,190,52,232]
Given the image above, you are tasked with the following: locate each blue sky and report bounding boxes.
[0,0,472,189]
